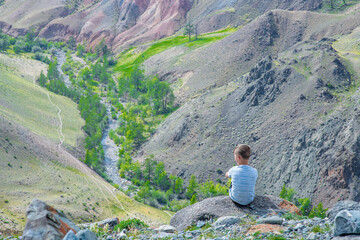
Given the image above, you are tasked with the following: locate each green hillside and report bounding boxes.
[0,53,171,235]
[0,53,84,147]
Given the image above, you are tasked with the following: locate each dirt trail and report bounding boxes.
[32,77,64,147]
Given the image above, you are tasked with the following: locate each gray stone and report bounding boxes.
[287,220,296,225]
[22,199,80,240]
[213,216,241,227]
[294,223,305,231]
[196,220,206,228]
[170,195,298,230]
[213,224,225,231]
[328,201,360,219]
[190,230,201,236]
[184,232,193,239]
[76,229,97,240]
[63,230,77,240]
[154,225,176,233]
[258,216,283,225]
[334,210,360,237]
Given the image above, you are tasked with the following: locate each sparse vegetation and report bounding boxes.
[114,218,148,232]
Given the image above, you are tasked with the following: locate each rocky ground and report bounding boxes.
[3,197,360,240]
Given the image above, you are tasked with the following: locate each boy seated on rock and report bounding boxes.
[225,144,258,205]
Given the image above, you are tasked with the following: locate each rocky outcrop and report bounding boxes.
[334,210,360,237]
[328,201,360,219]
[170,195,299,231]
[0,0,328,51]
[22,199,80,240]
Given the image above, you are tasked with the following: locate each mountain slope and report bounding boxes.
[135,6,360,208]
[0,0,330,51]
[0,54,170,234]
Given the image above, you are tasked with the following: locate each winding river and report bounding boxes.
[56,50,130,190]
[101,101,131,190]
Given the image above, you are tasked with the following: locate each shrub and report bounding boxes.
[279,184,296,202]
[114,218,148,231]
[32,46,42,53]
[309,202,327,219]
[168,199,190,212]
[297,197,312,216]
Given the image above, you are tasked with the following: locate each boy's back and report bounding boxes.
[228,165,258,205]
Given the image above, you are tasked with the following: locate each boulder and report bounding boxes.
[328,201,360,219]
[22,199,80,240]
[258,216,283,225]
[170,195,299,230]
[63,230,77,240]
[213,216,241,227]
[334,210,360,237]
[76,229,98,240]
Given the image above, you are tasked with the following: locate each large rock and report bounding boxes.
[328,201,360,219]
[334,210,360,237]
[76,229,97,240]
[170,195,299,230]
[63,230,77,240]
[213,216,241,227]
[22,199,80,240]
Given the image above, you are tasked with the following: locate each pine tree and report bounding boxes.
[184,22,194,41]
[186,175,197,199]
[190,194,197,205]
[38,71,47,86]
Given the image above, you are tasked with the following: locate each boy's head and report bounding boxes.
[234,144,251,162]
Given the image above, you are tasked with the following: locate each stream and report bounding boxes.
[56,50,131,190]
[101,100,131,190]
[55,50,71,88]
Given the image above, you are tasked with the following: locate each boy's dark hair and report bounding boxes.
[234,144,251,160]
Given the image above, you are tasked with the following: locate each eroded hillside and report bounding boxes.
[0,0,338,51]
[135,5,360,208]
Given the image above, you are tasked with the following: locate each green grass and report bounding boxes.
[0,54,84,147]
[0,124,171,234]
[114,27,238,76]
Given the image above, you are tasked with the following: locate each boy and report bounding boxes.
[225,144,258,205]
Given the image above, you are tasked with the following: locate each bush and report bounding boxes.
[168,199,190,212]
[297,197,312,216]
[32,45,42,53]
[114,219,148,231]
[309,202,327,219]
[279,184,296,203]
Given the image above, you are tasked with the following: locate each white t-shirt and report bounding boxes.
[228,165,258,205]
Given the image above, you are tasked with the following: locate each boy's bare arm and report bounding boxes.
[225,172,229,178]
